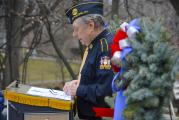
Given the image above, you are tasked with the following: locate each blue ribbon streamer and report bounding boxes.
[129,19,141,32]
[0,91,4,112]
[114,90,126,120]
[112,60,126,120]
[112,48,132,120]
[112,19,140,120]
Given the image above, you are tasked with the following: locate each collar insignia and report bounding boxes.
[72,8,78,16]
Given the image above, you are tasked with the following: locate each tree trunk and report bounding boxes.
[3,0,24,89]
[111,0,119,19]
[170,0,179,16]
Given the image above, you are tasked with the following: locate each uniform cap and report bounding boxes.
[66,1,103,24]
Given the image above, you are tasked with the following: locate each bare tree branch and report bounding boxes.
[22,25,42,83]
[50,0,62,11]
[22,21,40,38]
[44,17,76,79]
[124,0,133,19]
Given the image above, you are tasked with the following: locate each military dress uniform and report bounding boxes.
[66,1,114,119]
[76,29,114,119]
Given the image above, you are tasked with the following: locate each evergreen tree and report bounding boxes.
[106,17,179,120]
[124,18,179,120]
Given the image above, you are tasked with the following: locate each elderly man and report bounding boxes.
[63,1,114,119]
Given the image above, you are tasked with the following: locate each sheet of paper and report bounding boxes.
[27,87,71,101]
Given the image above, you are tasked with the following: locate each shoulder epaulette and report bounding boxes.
[100,38,109,52]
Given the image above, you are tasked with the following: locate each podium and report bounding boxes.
[4,82,74,120]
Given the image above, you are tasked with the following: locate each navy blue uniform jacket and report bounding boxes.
[76,29,114,118]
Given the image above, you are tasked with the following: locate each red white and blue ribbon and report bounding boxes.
[111,19,140,120]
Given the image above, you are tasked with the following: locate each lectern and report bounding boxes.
[4,82,74,120]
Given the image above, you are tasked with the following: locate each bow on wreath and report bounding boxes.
[110,19,140,120]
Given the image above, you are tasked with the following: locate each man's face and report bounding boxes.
[72,18,93,46]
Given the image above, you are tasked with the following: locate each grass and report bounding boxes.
[20,58,80,82]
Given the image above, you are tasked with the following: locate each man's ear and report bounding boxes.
[89,20,95,30]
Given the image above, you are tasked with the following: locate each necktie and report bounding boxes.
[77,47,89,86]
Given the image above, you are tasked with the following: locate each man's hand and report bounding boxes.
[63,80,79,96]
[68,83,78,96]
